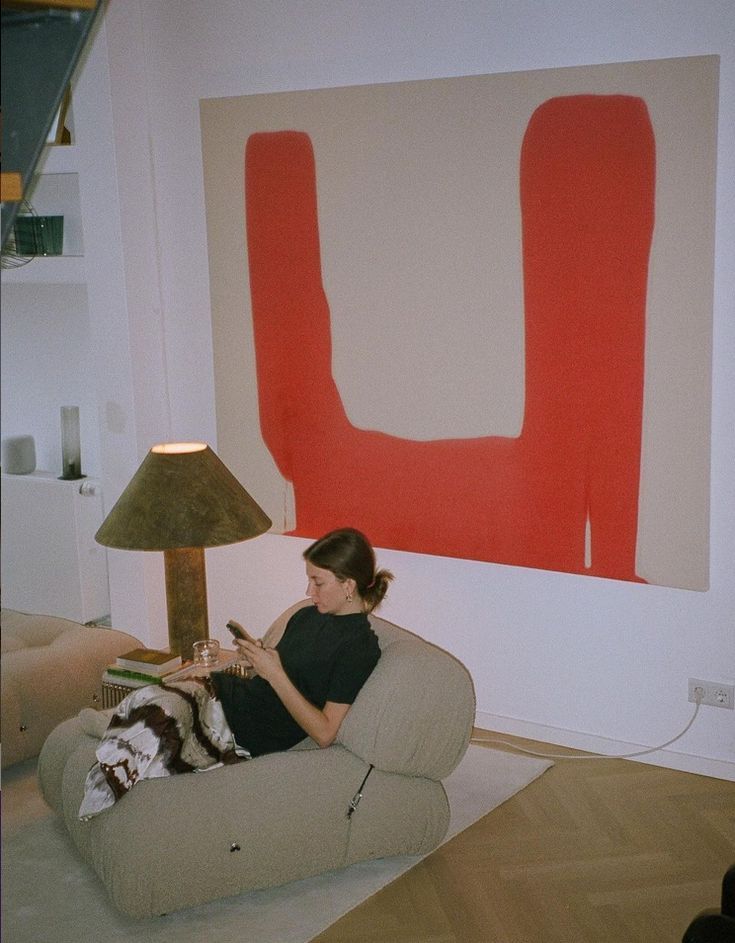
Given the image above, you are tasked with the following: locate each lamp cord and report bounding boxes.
[470,694,702,761]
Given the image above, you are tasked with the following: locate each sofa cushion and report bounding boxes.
[1,609,141,768]
[341,615,475,780]
[39,716,450,917]
[1,609,81,652]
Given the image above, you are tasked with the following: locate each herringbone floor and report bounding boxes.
[312,731,735,943]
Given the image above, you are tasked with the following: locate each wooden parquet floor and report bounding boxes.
[312,731,735,943]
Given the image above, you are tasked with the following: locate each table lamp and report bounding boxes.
[95,442,272,658]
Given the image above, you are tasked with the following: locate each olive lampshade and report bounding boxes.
[96,442,272,658]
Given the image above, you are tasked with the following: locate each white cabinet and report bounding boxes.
[1,472,110,623]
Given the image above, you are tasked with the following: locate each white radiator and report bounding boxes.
[1,471,110,623]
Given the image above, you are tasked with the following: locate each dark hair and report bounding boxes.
[303,527,394,612]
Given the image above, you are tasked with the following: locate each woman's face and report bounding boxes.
[305,562,355,615]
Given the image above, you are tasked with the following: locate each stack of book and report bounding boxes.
[104,648,183,688]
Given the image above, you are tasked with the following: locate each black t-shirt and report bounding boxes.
[210,606,380,757]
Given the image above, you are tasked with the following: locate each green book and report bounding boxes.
[104,666,165,685]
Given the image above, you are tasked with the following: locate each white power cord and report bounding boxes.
[470,692,702,760]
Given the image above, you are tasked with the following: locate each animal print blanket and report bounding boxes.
[78,680,248,821]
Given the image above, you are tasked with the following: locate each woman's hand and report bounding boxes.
[235,638,284,683]
[237,635,349,748]
[232,634,261,667]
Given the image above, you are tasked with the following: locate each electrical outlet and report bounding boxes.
[688,678,735,710]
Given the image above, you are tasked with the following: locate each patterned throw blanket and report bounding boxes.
[78,680,248,821]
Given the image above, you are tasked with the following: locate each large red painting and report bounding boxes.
[245,95,655,581]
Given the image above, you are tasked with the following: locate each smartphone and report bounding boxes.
[226,619,253,643]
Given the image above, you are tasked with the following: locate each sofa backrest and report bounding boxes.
[337,614,475,781]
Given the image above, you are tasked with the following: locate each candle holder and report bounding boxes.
[59,406,86,480]
[193,639,220,667]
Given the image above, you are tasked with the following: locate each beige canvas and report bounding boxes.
[201,55,717,590]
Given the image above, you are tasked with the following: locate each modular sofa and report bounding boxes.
[1,609,141,769]
[38,612,476,918]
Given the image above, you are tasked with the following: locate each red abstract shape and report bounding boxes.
[245,95,655,581]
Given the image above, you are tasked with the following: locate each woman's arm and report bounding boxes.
[236,638,349,748]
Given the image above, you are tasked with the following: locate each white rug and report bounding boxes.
[1,745,552,943]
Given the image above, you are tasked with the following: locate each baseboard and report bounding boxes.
[474,710,735,782]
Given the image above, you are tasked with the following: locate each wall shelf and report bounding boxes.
[3,158,85,281]
[1,254,87,284]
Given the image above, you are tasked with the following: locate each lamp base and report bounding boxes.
[164,547,209,659]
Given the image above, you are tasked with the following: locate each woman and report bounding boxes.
[78,528,392,820]
[212,527,392,756]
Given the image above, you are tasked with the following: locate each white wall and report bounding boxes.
[25,0,735,777]
[0,283,101,477]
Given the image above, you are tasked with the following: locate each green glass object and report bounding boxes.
[13,215,64,256]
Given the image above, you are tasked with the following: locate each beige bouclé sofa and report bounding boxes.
[37,612,476,918]
[1,609,141,769]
